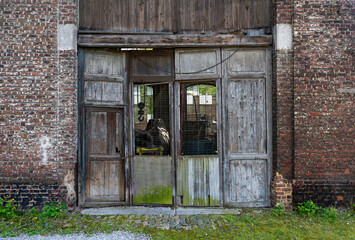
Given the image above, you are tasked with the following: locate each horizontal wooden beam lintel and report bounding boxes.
[78,34,273,48]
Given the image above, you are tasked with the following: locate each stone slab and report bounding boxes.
[175,208,242,215]
[81,207,175,215]
[81,207,242,215]
[58,24,77,51]
[274,23,292,50]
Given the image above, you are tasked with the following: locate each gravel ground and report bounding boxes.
[1,231,151,240]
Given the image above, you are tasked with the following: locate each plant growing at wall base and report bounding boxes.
[271,203,287,216]
[0,198,19,220]
[297,200,321,217]
[297,200,338,221]
[38,202,67,219]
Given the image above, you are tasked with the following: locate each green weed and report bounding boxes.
[38,202,67,219]
[0,197,19,220]
[297,200,322,217]
[297,200,339,221]
[271,203,287,216]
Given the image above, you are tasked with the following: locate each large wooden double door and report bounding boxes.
[79,48,271,208]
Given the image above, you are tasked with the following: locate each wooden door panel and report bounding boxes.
[177,156,220,206]
[132,156,173,205]
[89,112,107,154]
[229,160,267,205]
[226,49,266,74]
[85,108,125,203]
[89,160,125,200]
[83,50,126,104]
[175,48,221,80]
[227,79,266,154]
[222,48,271,207]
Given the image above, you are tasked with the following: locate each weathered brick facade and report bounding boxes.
[0,1,353,209]
[0,0,78,208]
[272,0,354,208]
[292,0,354,207]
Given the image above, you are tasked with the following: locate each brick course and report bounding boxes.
[293,180,354,208]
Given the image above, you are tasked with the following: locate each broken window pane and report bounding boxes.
[180,82,217,155]
[134,83,170,156]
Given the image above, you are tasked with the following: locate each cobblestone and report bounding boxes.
[113,214,232,230]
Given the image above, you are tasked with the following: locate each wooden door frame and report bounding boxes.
[128,50,175,206]
[221,47,272,207]
[78,48,130,207]
[174,78,223,206]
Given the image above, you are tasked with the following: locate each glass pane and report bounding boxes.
[131,55,172,76]
[180,83,217,155]
[134,83,170,156]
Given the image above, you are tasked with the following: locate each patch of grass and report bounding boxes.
[0,199,354,239]
[142,209,355,240]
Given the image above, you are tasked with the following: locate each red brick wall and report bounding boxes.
[272,0,294,180]
[0,0,78,208]
[293,1,354,181]
[272,0,354,208]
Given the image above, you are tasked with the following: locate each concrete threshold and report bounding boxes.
[81,207,241,215]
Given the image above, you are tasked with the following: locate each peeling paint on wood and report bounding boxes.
[177,156,220,206]
[229,160,266,203]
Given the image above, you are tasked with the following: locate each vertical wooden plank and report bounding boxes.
[226,78,266,154]
[116,111,124,156]
[90,112,107,154]
[169,81,176,205]
[265,48,272,204]
[216,76,224,206]
[229,160,266,204]
[112,0,119,30]
[107,112,115,155]
[221,48,230,205]
[209,157,220,206]
[177,156,219,206]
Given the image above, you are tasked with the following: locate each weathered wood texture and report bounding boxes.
[229,160,266,204]
[177,156,220,206]
[175,48,221,80]
[84,50,126,104]
[79,0,271,33]
[227,79,266,154]
[78,34,273,48]
[131,55,172,77]
[132,156,173,205]
[85,109,125,203]
[174,50,221,207]
[222,48,271,207]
